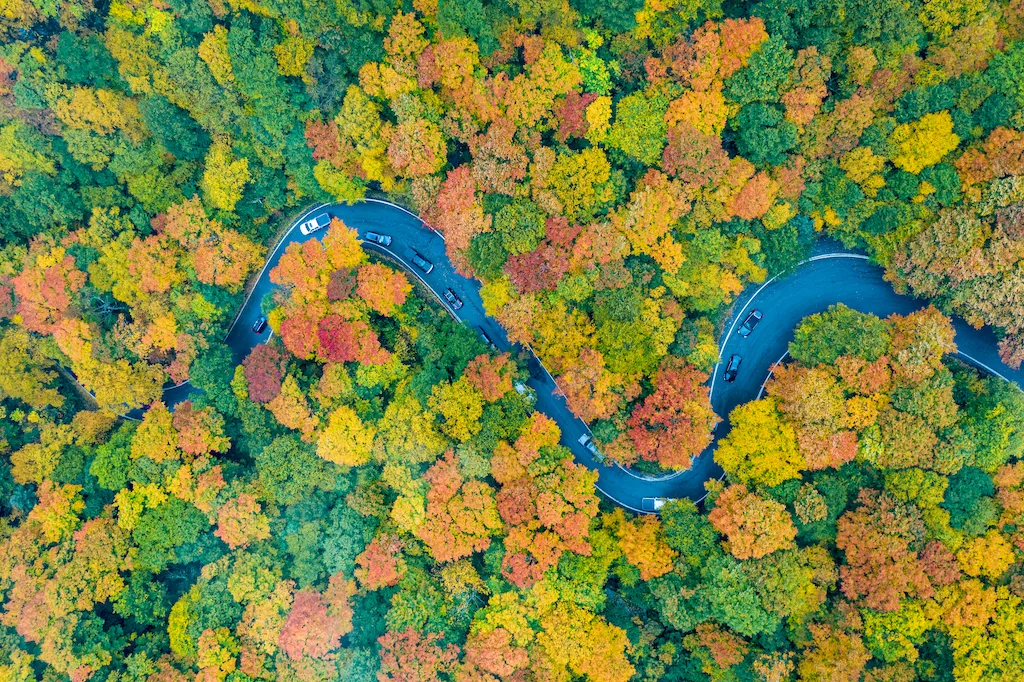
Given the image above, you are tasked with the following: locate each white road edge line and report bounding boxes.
[710,253,870,400]
[956,350,1014,386]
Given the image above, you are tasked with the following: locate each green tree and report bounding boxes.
[605,91,669,166]
[723,36,794,107]
[732,103,798,167]
[789,304,891,365]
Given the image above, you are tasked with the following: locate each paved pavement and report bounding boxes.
[154,201,1024,512]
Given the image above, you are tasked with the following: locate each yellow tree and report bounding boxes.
[317,405,376,466]
[274,33,314,81]
[715,398,805,487]
[428,378,485,442]
[608,509,678,579]
[889,111,960,174]
[202,141,251,212]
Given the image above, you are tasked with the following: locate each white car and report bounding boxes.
[577,433,601,458]
[641,497,672,512]
[299,213,331,235]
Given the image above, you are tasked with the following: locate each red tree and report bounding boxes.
[354,535,406,590]
[377,629,459,682]
[835,490,934,611]
[278,577,355,661]
[462,353,515,401]
[243,345,287,404]
[316,315,390,365]
[626,361,720,469]
[12,247,87,334]
[504,241,570,294]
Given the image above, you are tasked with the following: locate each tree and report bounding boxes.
[377,628,459,682]
[428,378,485,442]
[767,364,857,470]
[941,466,997,535]
[732,103,798,167]
[889,111,960,174]
[243,344,287,404]
[492,415,599,587]
[215,494,271,549]
[267,374,319,438]
[462,353,515,402]
[605,91,669,165]
[609,510,678,579]
[201,141,250,212]
[0,326,64,409]
[727,170,778,219]
[790,305,891,365]
[415,452,502,562]
[172,402,230,457]
[12,243,86,334]
[318,405,376,466]
[662,121,731,192]
[387,119,447,178]
[835,490,933,612]
[536,603,636,682]
[546,147,617,223]
[956,530,1015,580]
[626,360,720,469]
[278,575,355,660]
[131,401,181,462]
[886,306,956,383]
[139,95,210,161]
[683,623,749,678]
[797,622,871,682]
[316,315,390,365]
[715,398,805,487]
[256,435,340,505]
[356,263,411,315]
[782,47,831,126]
[708,484,797,560]
[723,35,793,107]
[354,535,406,590]
[422,166,490,267]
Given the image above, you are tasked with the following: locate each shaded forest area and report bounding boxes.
[3,0,1024,678]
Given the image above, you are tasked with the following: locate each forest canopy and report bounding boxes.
[4,0,1024,678]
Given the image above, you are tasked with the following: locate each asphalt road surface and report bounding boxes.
[155,201,1024,513]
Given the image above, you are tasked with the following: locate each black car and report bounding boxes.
[723,354,742,382]
[737,309,763,337]
[443,289,464,310]
[251,315,268,334]
[365,231,392,246]
[410,252,434,274]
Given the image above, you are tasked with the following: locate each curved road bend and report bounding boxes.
[157,202,1024,513]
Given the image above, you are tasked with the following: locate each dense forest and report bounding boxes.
[4,0,1024,677]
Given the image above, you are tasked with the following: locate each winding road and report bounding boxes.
[158,201,1024,513]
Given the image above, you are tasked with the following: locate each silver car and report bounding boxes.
[443,289,464,310]
[365,231,392,246]
[577,433,600,457]
[737,309,763,337]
